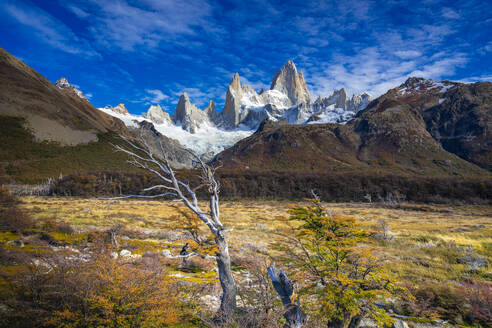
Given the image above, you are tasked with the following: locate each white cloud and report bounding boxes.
[394,50,422,59]
[2,2,99,57]
[142,89,168,104]
[308,45,468,98]
[442,8,460,19]
[65,0,214,51]
[67,5,90,18]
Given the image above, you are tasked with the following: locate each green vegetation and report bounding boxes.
[275,199,407,328]
[0,116,140,183]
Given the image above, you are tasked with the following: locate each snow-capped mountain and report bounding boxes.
[56,77,87,100]
[98,103,252,156]
[395,77,457,96]
[98,60,373,156]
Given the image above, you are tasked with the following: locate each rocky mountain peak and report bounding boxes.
[174,93,207,133]
[397,77,459,96]
[230,73,241,91]
[270,60,311,106]
[205,100,216,115]
[107,103,129,115]
[174,93,192,121]
[55,77,86,100]
[348,93,373,112]
[402,77,428,88]
[143,104,171,125]
[55,77,70,89]
[222,73,245,127]
[312,88,372,115]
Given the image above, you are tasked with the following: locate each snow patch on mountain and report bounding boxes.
[397,77,457,96]
[98,106,139,128]
[98,105,254,155]
[152,122,253,156]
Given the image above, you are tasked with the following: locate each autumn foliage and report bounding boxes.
[0,250,195,328]
[276,199,407,328]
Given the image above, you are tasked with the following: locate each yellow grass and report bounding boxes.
[18,197,492,284]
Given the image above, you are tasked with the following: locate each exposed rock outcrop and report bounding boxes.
[270,60,311,106]
[348,92,373,112]
[143,104,171,124]
[107,103,130,115]
[222,73,248,128]
[204,100,218,122]
[313,88,373,113]
[55,77,87,100]
[173,93,208,133]
[394,78,492,171]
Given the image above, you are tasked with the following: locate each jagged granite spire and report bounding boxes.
[204,100,217,121]
[270,60,311,106]
[143,104,171,124]
[173,92,207,133]
[222,73,246,127]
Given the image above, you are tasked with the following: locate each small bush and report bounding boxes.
[399,281,491,327]
[0,186,33,232]
[37,216,75,234]
[0,251,196,328]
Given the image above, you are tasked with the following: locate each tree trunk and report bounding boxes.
[348,315,362,328]
[215,235,237,319]
[328,313,352,328]
[327,318,345,328]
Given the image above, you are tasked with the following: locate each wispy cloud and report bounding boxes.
[142,89,168,104]
[2,1,99,57]
[442,7,460,19]
[308,45,468,98]
[2,0,490,114]
[64,0,214,52]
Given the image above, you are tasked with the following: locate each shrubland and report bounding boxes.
[49,170,492,204]
[0,191,490,327]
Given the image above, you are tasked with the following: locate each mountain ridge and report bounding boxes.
[0,46,490,187]
[99,60,375,156]
[213,77,492,175]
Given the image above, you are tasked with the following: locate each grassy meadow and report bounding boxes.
[1,196,491,327]
[17,197,492,285]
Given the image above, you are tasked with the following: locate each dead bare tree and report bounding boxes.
[268,264,305,328]
[112,134,237,319]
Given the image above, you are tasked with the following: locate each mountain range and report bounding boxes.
[0,46,490,187]
[215,77,491,176]
[97,60,374,156]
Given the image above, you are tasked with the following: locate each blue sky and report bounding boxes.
[1,0,491,115]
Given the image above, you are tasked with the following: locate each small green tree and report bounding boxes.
[276,199,407,328]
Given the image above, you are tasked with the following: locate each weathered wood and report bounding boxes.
[113,133,237,318]
[268,264,306,328]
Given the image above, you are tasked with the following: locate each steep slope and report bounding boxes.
[0,47,127,145]
[0,47,195,182]
[214,78,491,177]
[421,82,492,170]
